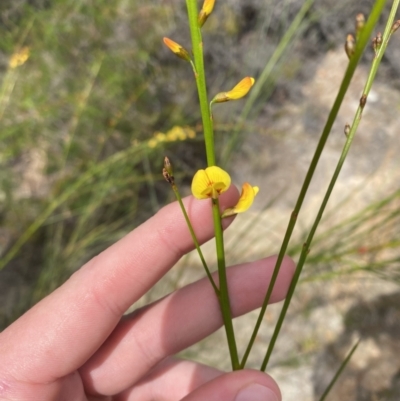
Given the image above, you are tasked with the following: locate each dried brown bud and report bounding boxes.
[164,156,173,176]
[360,94,367,109]
[372,32,383,53]
[376,32,383,46]
[355,14,365,36]
[345,34,355,59]
[163,157,175,185]
[392,20,400,34]
[344,124,351,137]
[163,168,175,185]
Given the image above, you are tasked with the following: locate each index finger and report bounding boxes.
[0,186,239,383]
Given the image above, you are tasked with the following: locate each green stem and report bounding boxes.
[318,340,360,401]
[186,0,215,166]
[213,198,240,370]
[172,185,220,296]
[241,0,388,369]
[186,0,239,370]
[260,0,396,371]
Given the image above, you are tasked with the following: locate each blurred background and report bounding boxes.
[0,0,399,400]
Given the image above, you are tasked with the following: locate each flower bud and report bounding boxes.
[355,14,365,37]
[360,94,367,109]
[344,124,351,137]
[372,32,382,53]
[344,34,355,59]
[164,156,173,176]
[392,19,400,34]
[163,37,191,62]
[198,0,216,27]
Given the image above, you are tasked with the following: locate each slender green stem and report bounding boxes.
[172,185,220,296]
[212,198,240,370]
[240,0,388,369]
[260,0,397,371]
[186,0,239,370]
[318,340,360,401]
[186,0,215,166]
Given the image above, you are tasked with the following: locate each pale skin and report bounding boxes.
[0,186,295,401]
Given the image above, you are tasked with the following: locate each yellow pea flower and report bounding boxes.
[198,0,216,27]
[221,182,259,218]
[191,166,231,199]
[212,77,255,104]
[163,37,191,62]
[148,138,158,148]
[9,47,30,69]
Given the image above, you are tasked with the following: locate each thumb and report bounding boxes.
[181,369,281,401]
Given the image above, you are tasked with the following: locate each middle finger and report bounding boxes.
[80,255,294,396]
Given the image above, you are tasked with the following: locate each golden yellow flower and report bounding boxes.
[155,132,167,142]
[221,182,259,218]
[198,0,216,27]
[9,47,30,69]
[186,127,196,138]
[191,166,231,199]
[212,77,255,103]
[148,138,158,148]
[163,37,191,62]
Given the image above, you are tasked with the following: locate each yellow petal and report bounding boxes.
[221,182,259,217]
[212,77,255,103]
[202,0,215,15]
[227,77,255,100]
[163,37,180,53]
[191,166,231,199]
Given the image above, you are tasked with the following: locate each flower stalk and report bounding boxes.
[163,158,219,296]
[186,0,240,370]
[186,0,215,166]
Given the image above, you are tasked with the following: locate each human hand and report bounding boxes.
[0,186,294,401]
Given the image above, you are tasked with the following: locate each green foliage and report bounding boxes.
[0,0,198,323]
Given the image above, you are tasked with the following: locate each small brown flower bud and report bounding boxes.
[345,34,355,59]
[372,32,383,53]
[355,14,365,36]
[163,157,175,185]
[392,20,400,34]
[360,94,367,109]
[164,156,173,176]
[163,168,175,185]
[344,124,351,137]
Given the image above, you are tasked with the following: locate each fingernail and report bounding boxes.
[235,383,279,401]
